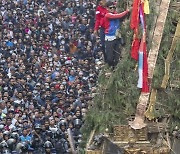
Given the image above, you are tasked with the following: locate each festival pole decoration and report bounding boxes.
[129,0,171,129]
[129,0,150,129]
[130,0,150,93]
[130,0,140,61]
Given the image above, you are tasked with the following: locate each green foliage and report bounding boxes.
[81,55,140,148]
[81,0,179,150]
[152,0,180,129]
[81,0,147,148]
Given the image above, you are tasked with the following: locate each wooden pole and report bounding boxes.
[161,19,180,88]
[67,128,77,154]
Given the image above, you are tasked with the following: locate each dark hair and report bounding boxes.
[105,1,114,7]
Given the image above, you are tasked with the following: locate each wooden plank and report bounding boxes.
[147,123,169,133]
[86,150,102,154]
[86,129,96,150]
[148,0,171,79]
[67,128,77,154]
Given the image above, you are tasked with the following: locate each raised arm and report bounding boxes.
[105,10,129,19]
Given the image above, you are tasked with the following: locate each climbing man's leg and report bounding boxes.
[113,39,121,67]
[105,40,114,67]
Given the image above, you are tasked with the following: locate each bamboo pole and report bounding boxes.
[144,88,157,120]
[67,128,77,154]
[86,129,96,150]
[161,19,180,88]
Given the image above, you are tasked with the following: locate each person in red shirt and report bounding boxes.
[94,0,108,62]
[104,1,129,68]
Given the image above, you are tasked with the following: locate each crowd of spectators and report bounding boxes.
[0,0,104,153]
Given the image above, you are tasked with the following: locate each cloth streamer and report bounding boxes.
[131,37,139,60]
[144,0,150,14]
[130,0,149,93]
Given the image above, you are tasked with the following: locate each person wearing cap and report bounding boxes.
[31,124,44,153]
[104,1,129,68]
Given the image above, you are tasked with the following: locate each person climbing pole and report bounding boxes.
[94,0,108,62]
[104,1,129,68]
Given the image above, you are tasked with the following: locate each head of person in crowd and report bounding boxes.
[105,1,116,13]
[98,0,107,7]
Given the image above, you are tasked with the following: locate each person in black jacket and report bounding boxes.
[31,124,44,153]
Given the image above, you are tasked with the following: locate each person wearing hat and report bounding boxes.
[31,124,44,153]
[43,140,54,154]
[72,118,82,147]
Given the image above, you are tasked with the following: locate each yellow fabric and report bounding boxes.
[144,0,150,14]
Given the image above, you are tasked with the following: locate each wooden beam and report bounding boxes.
[161,18,180,88]
[86,129,96,150]
[144,88,157,120]
[67,128,77,154]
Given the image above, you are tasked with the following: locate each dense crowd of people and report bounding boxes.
[0,0,105,153]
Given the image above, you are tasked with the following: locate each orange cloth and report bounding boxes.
[69,43,77,54]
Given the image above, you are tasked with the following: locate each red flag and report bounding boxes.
[139,4,149,93]
[131,37,139,61]
[130,1,149,93]
[130,0,140,60]
[142,40,149,92]
[130,0,140,30]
